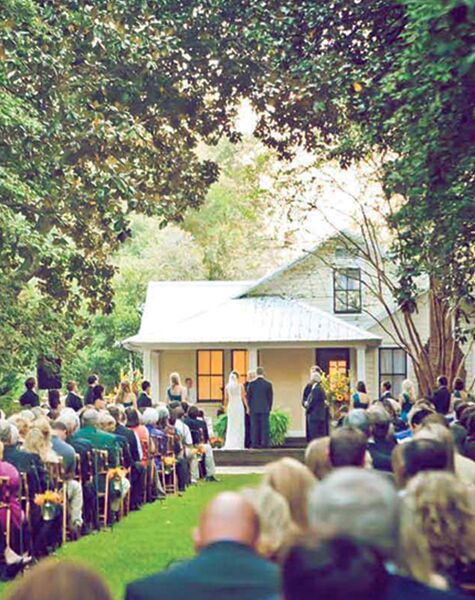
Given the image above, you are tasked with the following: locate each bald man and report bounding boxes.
[125,492,279,600]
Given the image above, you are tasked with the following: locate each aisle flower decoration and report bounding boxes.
[34,490,63,521]
[210,437,224,448]
[193,444,205,458]
[162,455,176,475]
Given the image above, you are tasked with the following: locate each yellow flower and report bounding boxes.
[353,82,363,93]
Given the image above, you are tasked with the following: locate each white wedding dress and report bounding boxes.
[223,381,245,450]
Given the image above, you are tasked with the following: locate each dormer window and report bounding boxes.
[334,268,362,314]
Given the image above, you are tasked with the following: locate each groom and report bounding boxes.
[247,367,273,448]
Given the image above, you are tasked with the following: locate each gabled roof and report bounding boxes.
[123,286,381,350]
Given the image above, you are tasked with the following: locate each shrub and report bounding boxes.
[214,408,290,447]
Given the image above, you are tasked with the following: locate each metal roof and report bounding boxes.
[123,282,381,350]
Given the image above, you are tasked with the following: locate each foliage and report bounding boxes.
[215,409,290,447]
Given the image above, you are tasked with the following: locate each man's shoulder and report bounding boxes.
[126,561,192,600]
[388,575,465,600]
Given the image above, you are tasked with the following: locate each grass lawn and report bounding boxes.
[0,474,260,600]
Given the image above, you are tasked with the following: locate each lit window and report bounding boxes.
[197,350,224,402]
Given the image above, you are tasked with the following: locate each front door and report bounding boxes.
[315,348,350,377]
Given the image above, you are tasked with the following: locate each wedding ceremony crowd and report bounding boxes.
[2,366,475,600]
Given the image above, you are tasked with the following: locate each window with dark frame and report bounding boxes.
[196,350,224,402]
[379,347,407,398]
[333,268,362,314]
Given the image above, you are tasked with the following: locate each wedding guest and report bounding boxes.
[167,373,187,403]
[343,408,371,438]
[126,407,149,466]
[0,441,25,555]
[0,421,41,495]
[184,405,218,482]
[329,427,367,469]
[47,389,61,420]
[394,438,451,488]
[283,537,389,600]
[400,379,416,423]
[368,408,395,472]
[241,485,297,562]
[73,409,120,466]
[433,376,451,415]
[262,457,315,531]
[19,377,40,409]
[93,385,107,411]
[125,492,279,600]
[463,412,475,462]
[451,377,468,404]
[352,381,371,409]
[302,368,327,442]
[304,436,331,480]
[244,371,256,448]
[137,381,152,410]
[5,559,113,600]
[115,382,137,410]
[308,468,460,596]
[405,471,475,590]
[185,378,197,404]
[84,374,99,406]
[65,381,83,412]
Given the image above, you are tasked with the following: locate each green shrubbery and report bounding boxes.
[214,408,290,447]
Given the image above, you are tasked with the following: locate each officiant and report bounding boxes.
[302,367,328,442]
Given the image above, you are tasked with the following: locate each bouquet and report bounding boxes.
[210,437,224,449]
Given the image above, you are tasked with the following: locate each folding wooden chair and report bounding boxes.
[92,450,110,528]
[45,459,68,544]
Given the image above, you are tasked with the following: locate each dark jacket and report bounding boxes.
[83,387,95,406]
[387,574,465,599]
[433,386,451,415]
[19,389,40,408]
[3,445,41,496]
[137,392,152,409]
[368,438,396,472]
[184,417,209,444]
[303,382,326,420]
[247,378,273,415]
[125,541,279,600]
[116,423,141,463]
[65,392,83,412]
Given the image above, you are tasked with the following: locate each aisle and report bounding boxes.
[0,474,260,600]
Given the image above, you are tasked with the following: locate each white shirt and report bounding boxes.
[175,419,193,446]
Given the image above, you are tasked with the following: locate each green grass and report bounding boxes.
[0,475,260,600]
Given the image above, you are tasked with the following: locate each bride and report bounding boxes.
[223,371,248,450]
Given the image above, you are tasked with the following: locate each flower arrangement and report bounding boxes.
[209,437,224,448]
[193,444,206,458]
[34,490,63,507]
[162,455,176,475]
[321,371,350,420]
[107,467,127,480]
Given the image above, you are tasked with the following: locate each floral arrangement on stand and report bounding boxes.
[209,437,224,449]
[34,490,63,521]
[321,372,351,422]
[162,455,176,475]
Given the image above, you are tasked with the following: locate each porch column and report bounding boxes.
[143,349,152,382]
[356,345,366,383]
[150,351,160,404]
[248,347,258,371]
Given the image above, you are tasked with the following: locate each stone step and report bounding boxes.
[214,447,305,466]
[284,436,307,448]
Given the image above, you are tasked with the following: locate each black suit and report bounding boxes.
[125,541,279,600]
[65,391,83,412]
[303,382,327,442]
[184,417,209,444]
[247,377,273,448]
[19,389,40,408]
[433,386,451,415]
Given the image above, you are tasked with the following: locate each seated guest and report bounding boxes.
[65,381,83,412]
[50,421,83,535]
[184,406,218,482]
[5,559,113,600]
[84,374,99,406]
[394,438,451,489]
[7,414,30,445]
[395,406,435,443]
[93,385,107,411]
[47,389,61,420]
[170,405,197,484]
[283,537,389,600]
[19,377,40,409]
[463,412,475,462]
[241,485,297,563]
[262,458,315,531]
[137,381,152,410]
[125,492,279,600]
[73,409,120,466]
[0,421,41,494]
[343,409,371,438]
[98,412,132,467]
[142,408,167,456]
[115,382,137,410]
[167,410,190,493]
[368,409,396,472]
[0,441,26,556]
[405,471,475,590]
[308,468,462,597]
[126,408,149,466]
[433,376,451,415]
[415,422,475,486]
[304,436,331,480]
[329,426,367,469]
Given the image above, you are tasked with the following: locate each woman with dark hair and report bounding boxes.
[47,389,61,420]
[126,408,149,466]
[352,381,370,409]
[283,537,388,600]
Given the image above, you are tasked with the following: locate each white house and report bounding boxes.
[123,237,475,435]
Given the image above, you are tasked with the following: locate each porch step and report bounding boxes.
[214,447,305,467]
[284,436,307,448]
